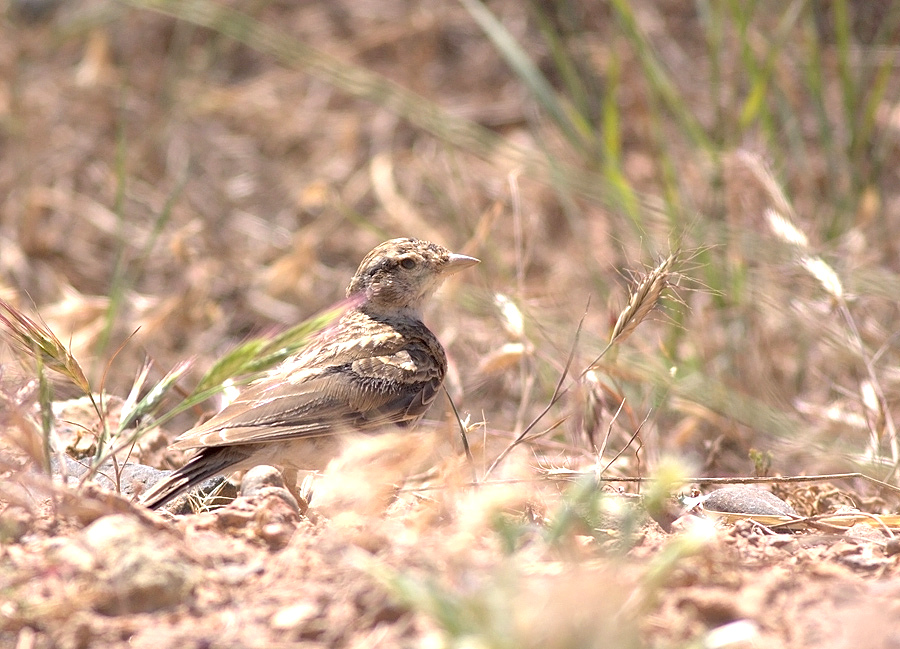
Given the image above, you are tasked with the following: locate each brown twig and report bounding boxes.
[400,472,900,496]
[602,409,650,473]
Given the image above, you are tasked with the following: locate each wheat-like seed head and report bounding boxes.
[609,253,675,345]
[765,208,809,249]
[0,298,91,395]
[800,256,844,300]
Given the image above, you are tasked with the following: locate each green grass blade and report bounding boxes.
[458,0,587,153]
[528,0,599,150]
[118,0,634,213]
[609,0,713,152]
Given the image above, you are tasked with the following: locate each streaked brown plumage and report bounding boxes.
[141,238,479,509]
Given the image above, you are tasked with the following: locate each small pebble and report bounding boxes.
[271,602,319,630]
[702,486,799,517]
[80,515,199,614]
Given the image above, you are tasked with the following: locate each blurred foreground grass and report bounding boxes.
[3,1,900,645]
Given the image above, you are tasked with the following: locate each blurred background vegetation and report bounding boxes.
[3,0,900,485]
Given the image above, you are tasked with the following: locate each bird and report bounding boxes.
[141,238,479,509]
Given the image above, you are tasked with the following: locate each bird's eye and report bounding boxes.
[399,257,416,270]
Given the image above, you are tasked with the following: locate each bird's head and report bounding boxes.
[346,238,479,318]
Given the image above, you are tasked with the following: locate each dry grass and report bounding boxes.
[3,0,900,647]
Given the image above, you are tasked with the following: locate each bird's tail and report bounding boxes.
[141,446,250,510]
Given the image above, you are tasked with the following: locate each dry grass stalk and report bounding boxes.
[764,189,897,471]
[601,409,649,474]
[765,206,845,298]
[485,253,675,480]
[578,369,606,449]
[793,251,897,467]
[532,470,900,496]
[594,392,625,463]
[481,310,585,481]
[443,384,476,479]
[735,150,797,222]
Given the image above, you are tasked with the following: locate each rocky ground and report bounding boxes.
[3,1,900,647]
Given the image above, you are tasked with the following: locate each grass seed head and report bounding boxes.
[765,208,809,249]
[609,253,675,346]
[0,298,91,396]
[800,256,844,300]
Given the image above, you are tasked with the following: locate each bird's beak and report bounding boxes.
[444,253,480,275]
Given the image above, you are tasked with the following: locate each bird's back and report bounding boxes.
[171,308,447,451]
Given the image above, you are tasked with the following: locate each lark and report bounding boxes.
[141,238,478,509]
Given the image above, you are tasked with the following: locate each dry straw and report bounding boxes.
[764,207,844,300]
[751,152,899,473]
[483,253,677,479]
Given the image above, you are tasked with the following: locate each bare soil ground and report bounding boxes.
[3,1,900,647]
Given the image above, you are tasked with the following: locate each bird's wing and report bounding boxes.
[172,346,444,449]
